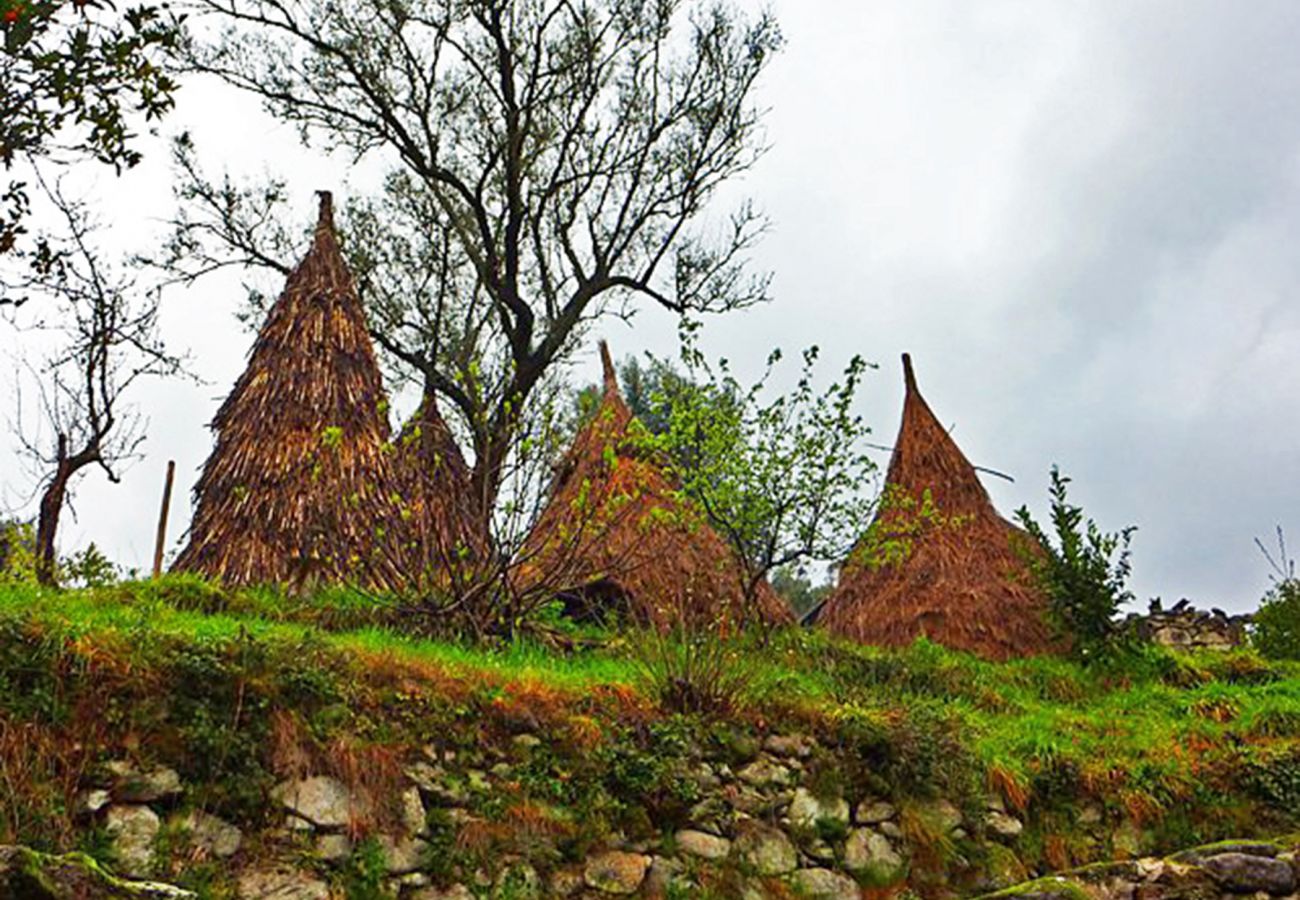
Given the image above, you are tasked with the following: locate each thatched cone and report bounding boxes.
[816,354,1057,660]
[392,390,486,582]
[173,192,408,591]
[521,342,791,629]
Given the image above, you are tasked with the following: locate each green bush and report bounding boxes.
[1016,467,1137,661]
[1254,579,1300,661]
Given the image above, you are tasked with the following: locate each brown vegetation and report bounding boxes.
[521,342,790,630]
[816,353,1056,660]
[173,193,409,591]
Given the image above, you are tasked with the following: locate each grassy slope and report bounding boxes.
[2,576,1300,877]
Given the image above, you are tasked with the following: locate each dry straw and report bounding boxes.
[521,342,791,630]
[174,192,411,590]
[816,354,1056,660]
[391,393,486,583]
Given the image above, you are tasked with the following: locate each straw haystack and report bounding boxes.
[173,192,408,590]
[523,343,791,629]
[392,391,485,581]
[814,354,1057,660]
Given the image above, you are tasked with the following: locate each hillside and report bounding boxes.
[2,578,1300,898]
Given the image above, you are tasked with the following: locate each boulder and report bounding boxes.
[115,766,184,804]
[236,867,331,899]
[985,810,1024,840]
[855,799,896,825]
[845,828,905,882]
[270,776,358,829]
[0,845,195,899]
[314,833,351,863]
[736,757,793,788]
[1201,852,1296,895]
[735,822,797,876]
[105,804,160,878]
[788,787,850,831]
[376,834,428,874]
[583,851,651,894]
[762,734,813,758]
[675,829,732,860]
[791,868,861,900]
[181,810,243,858]
[409,886,475,900]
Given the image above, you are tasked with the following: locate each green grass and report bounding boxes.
[2,576,1300,861]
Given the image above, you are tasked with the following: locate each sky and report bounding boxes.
[3,0,1299,612]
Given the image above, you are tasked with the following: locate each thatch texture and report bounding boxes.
[173,193,409,590]
[816,354,1056,660]
[522,342,791,629]
[392,391,485,582]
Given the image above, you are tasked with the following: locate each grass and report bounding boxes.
[2,575,1299,874]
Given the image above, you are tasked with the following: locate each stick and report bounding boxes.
[153,460,175,579]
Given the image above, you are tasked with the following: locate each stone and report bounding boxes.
[181,810,243,858]
[855,799,896,825]
[0,846,196,898]
[921,799,962,834]
[791,868,861,900]
[314,833,351,863]
[284,815,313,832]
[270,776,358,829]
[584,850,651,894]
[688,796,732,834]
[986,811,1024,840]
[788,787,850,831]
[804,837,836,863]
[736,757,793,788]
[377,834,427,874]
[734,822,797,875]
[76,789,112,817]
[115,766,183,804]
[494,861,541,897]
[549,868,586,896]
[236,867,331,899]
[763,734,813,758]
[844,828,905,881]
[409,887,475,900]
[730,784,781,816]
[405,761,446,794]
[512,733,542,751]
[401,786,428,836]
[1201,852,1296,895]
[676,829,732,860]
[105,804,160,878]
[644,856,691,895]
[879,821,903,839]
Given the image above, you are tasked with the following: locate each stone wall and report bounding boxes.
[1125,600,1252,652]
[6,735,1298,899]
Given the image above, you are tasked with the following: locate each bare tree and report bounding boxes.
[6,173,186,584]
[161,0,781,534]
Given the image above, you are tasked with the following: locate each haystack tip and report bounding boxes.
[315,190,335,232]
[902,352,917,393]
[599,340,618,393]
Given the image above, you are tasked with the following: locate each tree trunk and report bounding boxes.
[35,434,71,586]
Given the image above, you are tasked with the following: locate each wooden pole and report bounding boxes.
[153,460,175,579]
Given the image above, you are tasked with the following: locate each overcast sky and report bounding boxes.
[3,0,1299,612]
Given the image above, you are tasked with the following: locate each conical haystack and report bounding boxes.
[522,342,791,629]
[173,192,408,590]
[392,391,485,581]
[815,354,1056,660]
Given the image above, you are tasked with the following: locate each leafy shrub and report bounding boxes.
[1016,466,1137,661]
[0,520,38,583]
[1252,529,1300,660]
